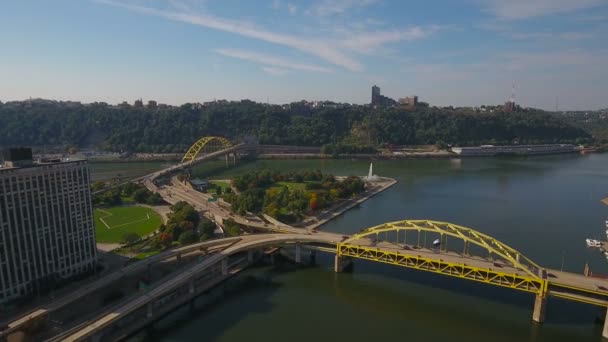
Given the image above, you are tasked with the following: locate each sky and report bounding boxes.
[1,0,607,110]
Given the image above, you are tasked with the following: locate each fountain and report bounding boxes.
[364,162,380,182]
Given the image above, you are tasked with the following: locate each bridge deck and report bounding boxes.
[348,239,527,276]
[345,239,608,304]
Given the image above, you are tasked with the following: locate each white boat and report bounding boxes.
[586,238,602,248]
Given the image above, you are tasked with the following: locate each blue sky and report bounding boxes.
[1,0,607,110]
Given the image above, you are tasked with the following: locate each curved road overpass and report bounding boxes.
[55,233,342,342]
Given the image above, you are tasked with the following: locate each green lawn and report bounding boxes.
[210,180,231,191]
[274,181,306,191]
[94,206,162,243]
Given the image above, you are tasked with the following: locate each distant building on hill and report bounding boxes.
[398,96,418,110]
[370,85,396,107]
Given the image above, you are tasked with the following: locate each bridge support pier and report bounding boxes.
[147,302,153,320]
[602,309,608,340]
[309,250,316,265]
[248,250,255,263]
[295,244,301,264]
[532,295,546,323]
[334,255,352,273]
[221,258,228,276]
[176,253,182,264]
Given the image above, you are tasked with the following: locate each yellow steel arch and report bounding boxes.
[342,220,542,279]
[181,136,232,163]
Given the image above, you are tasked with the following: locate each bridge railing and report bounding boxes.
[342,220,543,280]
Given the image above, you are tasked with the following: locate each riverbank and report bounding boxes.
[294,177,397,231]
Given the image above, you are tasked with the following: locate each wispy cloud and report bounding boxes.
[215,48,334,73]
[341,26,439,53]
[310,0,378,16]
[478,0,605,20]
[506,31,595,41]
[262,66,289,75]
[96,0,362,71]
[271,0,281,11]
[287,3,297,15]
[500,49,608,70]
[96,0,438,73]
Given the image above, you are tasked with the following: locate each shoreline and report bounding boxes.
[293,177,397,231]
[86,150,593,163]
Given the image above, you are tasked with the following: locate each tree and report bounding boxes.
[178,230,198,245]
[215,186,222,196]
[133,189,149,203]
[199,219,216,240]
[91,181,106,192]
[224,219,240,237]
[0,99,590,153]
[157,232,173,249]
[121,232,141,244]
[121,182,139,197]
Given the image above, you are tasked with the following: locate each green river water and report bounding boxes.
[89,154,608,341]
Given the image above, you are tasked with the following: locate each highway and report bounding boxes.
[0,238,242,339]
[56,233,342,341]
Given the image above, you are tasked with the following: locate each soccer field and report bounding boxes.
[94,206,162,243]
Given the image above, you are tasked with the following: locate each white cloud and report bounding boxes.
[96,0,363,71]
[262,66,289,75]
[501,49,607,70]
[341,26,438,53]
[271,0,281,10]
[508,31,595,41]
[96,0,437,72]
[287,3,297,15]
[478,0,605,20]
[215,48,334,73]
[310,0,378,16]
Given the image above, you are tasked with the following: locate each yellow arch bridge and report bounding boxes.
[181,136,234,163]
[328,220,608,326]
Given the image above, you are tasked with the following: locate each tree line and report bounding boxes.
[0,99,591,152]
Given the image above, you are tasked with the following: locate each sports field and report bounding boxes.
[94,206,162,243]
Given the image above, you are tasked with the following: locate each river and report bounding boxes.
[90,154,608,341]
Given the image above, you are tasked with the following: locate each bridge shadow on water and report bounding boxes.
[126,252,605,342]
[337,254,603,325]
[127,258,299,342]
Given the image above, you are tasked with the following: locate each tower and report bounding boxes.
[371,85,381,105]
[0,149,97,303]
[504,81,516,112]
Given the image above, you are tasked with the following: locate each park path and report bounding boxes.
[136,204,171,224]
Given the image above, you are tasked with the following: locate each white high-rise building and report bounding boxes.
[0,148,97,304]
